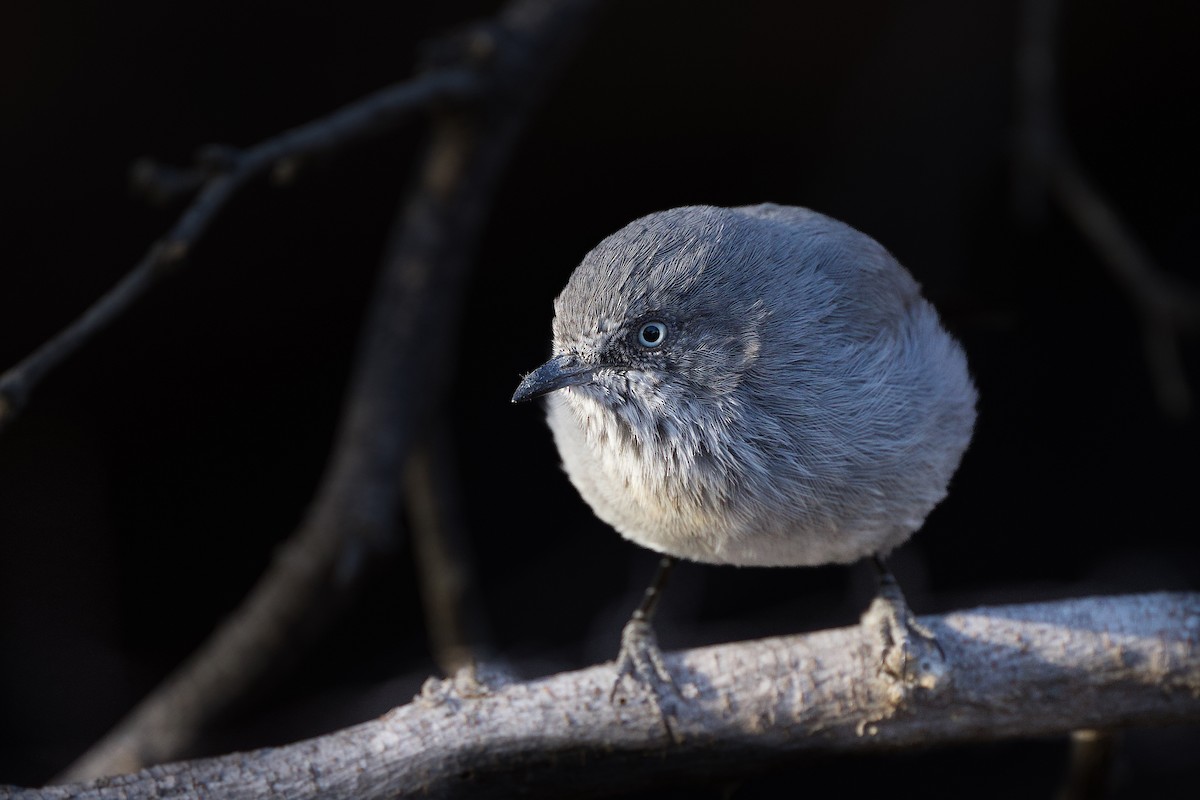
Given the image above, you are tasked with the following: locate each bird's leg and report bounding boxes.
[614,556,674,690]
[862,555,948,694]
[611,557,681,732]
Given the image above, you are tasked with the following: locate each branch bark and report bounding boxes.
[54,0,602,781]
[7,593,1198,800]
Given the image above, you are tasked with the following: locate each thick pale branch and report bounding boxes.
[6,593,1197,800]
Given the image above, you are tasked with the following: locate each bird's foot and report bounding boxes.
[611,615,683,741]
[861,567,949,701]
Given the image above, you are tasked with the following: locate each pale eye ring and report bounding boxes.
[637,321,668,348]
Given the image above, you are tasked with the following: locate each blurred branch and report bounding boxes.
[0,71,479,436]
[53,0,602,781]
[1015,0,1200,418]
[1051,160,1200,417]
[8,593,1199,800]
[406,420,491,675]
[1055,729,1117,800]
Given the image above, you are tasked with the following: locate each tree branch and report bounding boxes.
[1015,0,1200,418]
[52,0,602,781]
[7,593,1198,800]
[406,419,491,676]
[0,69,479,435]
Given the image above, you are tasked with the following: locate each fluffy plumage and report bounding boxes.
[515,204,976,567]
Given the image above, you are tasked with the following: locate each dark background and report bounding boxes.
[1,0,1197,796]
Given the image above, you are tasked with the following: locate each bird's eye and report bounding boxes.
[637,321,668,348]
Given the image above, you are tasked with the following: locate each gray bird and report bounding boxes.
[513,203,976,689]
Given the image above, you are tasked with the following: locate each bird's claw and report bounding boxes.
[612,616,675,698]
[862,576,948,697]
[611,616,682,741]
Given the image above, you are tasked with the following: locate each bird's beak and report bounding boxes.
[512,353,595,402]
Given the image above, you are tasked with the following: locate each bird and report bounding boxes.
[512,203,976,699]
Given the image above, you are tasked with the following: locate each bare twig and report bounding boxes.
[1055,729,1117,800]
[54,0,601,781]
[0,69,479,436]
[8,593,1199,800]
[1015,0,1200,418]
[1051,159,1200,417]
[1051,160,1200,331]
[406,420,490,675]
[1012,0,1059,225]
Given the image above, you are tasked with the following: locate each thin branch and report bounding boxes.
[406,419,491,675]
[1050,159,1199,417]
[1055,729,1117,800]
[1050,159,1200,331]
[1012,0,1059,225]
[53,0,602,782]
[1015,0,1200,418]
[0,69,479,436]
[7,593,1198,800]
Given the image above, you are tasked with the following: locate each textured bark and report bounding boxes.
[7,593,1197,799]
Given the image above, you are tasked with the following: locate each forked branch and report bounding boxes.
[1015,0,1200,417]
[0,70,478,435]
[50,0,602,781]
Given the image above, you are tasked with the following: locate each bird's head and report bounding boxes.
[512,207,772,417]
